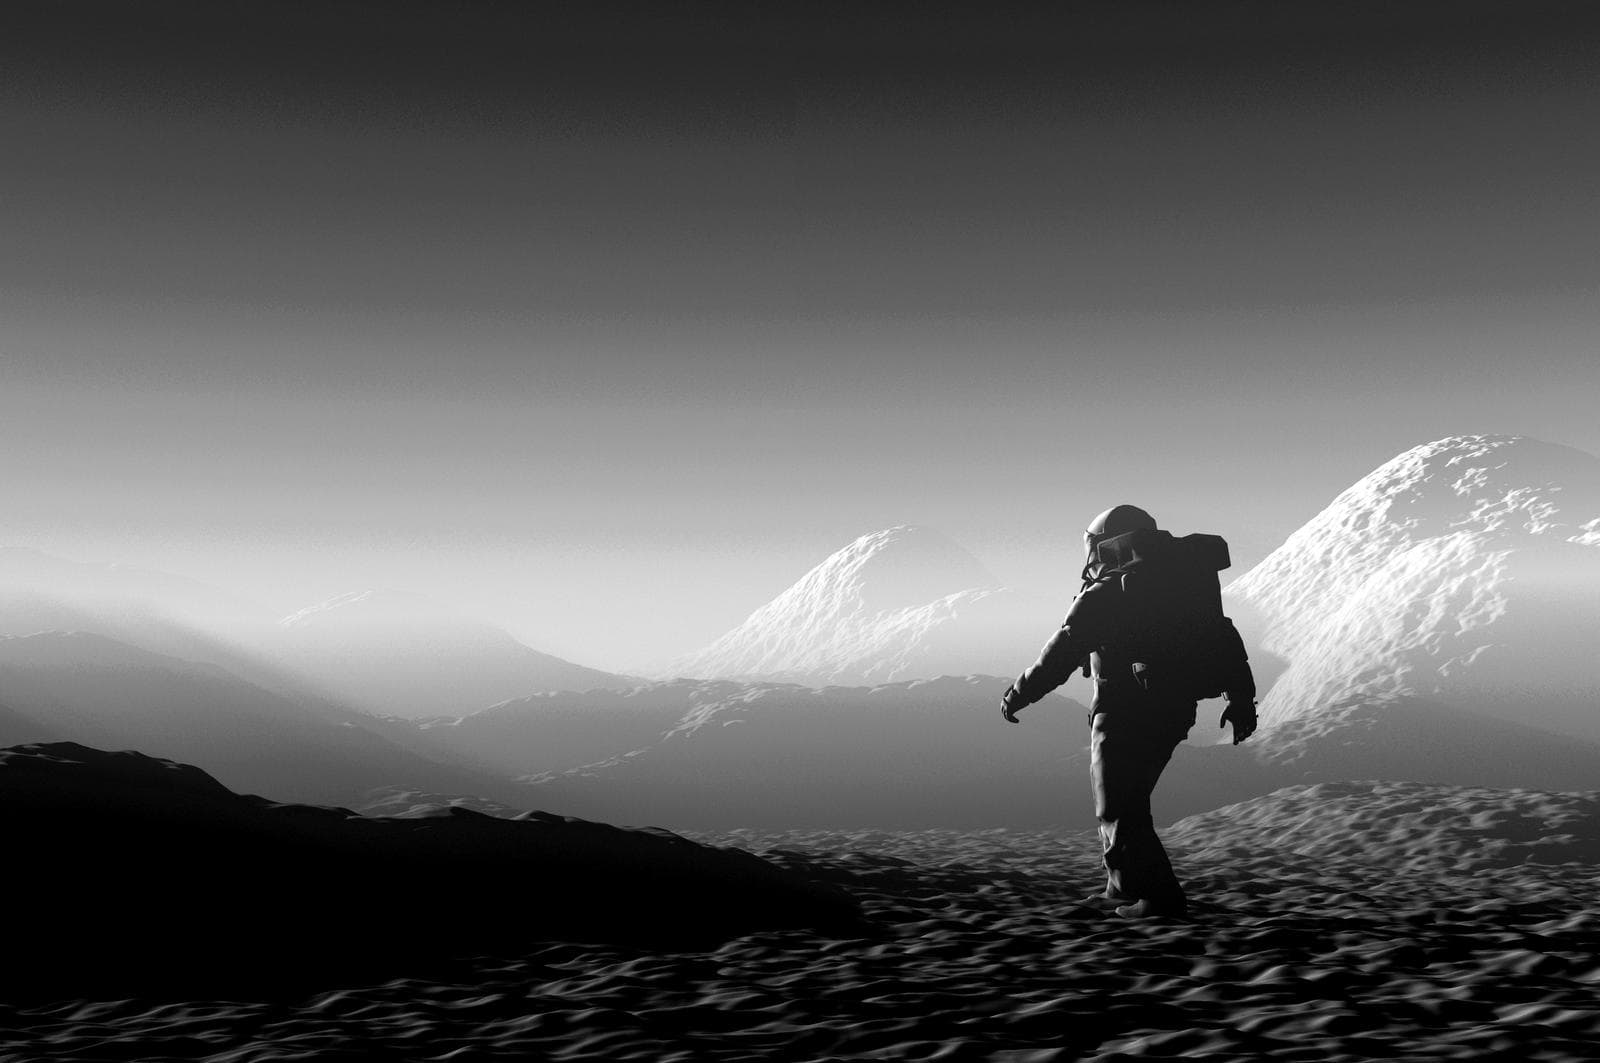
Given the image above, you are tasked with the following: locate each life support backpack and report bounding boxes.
[1091,528,1246,701]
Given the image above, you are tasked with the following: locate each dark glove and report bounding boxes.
[1219,699,1257,745]
[1001,685,1025,724]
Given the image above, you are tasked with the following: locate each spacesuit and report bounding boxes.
[1000,505,1256,919]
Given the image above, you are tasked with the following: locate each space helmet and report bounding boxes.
[1083,504,1158,565]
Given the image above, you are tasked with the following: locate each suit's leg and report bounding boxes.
[1089,713,1123,899]
[1091,711,1188,907]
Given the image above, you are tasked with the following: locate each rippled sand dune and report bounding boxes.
[5,781,1598,1061]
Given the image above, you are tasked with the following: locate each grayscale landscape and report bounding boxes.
[3,2,1599,1061]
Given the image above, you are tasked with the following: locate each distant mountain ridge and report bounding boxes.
[672,525,1059,686]
[416,679,738,777]
[502,676,1282,830]
[0,630,533,807]
[277,588,634,717]
[0,546,270,632]
[0,546,325,702]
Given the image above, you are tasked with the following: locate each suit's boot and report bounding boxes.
[1081,887,1137,910]
[1115,897,1190,921]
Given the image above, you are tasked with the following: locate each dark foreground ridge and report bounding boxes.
[3,793,1598,1061]
[0,742,861,998]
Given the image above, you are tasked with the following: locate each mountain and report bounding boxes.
[512,676,1282,830]
[0,631,532,807]
[1,741,858,996]
[0,546,269,635]
[0,549,637,719]
[0,546,335,703]
[413,680,727,777]
[277,589,634,718]
[1227,434,1600,762]
[672,526,1061,685]
[441,435,1600,827]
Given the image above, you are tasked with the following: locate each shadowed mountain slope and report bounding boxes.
[0,742,860,997]
[0,699,56,747]
[417,680,740,778]
[515,676,1283,830]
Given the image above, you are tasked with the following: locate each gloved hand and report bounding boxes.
[1001,685,1025,724]
[1219,699,1257,745]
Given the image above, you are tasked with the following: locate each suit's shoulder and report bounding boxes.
[1065,579,1120,624]
[1080,577,1119,598]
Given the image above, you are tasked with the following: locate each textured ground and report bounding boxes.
[5,782,1599,1062]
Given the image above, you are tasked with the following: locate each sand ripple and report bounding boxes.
[5,787,1598,1061]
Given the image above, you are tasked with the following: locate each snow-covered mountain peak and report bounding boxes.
[771,525,998,620]
[1289,433,1591,536]
[1229,434,1600,645]
[1227,434,1600,746]
[671,525,1057,686]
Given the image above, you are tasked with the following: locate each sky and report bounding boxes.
[3,1,1598,670]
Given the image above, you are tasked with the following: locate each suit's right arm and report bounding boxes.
[1217,617,1256,705]
[1216,617,1258,743]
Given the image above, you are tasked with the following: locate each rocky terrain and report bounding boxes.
[0,742,857,1001]
[5,436,1600,1060]
[3,778,1596,1061]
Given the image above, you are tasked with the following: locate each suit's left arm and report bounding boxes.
[1001,584,1112,720]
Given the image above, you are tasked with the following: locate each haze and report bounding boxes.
[3,2,1598,672]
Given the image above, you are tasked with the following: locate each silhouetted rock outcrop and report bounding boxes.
[0,742,861,997]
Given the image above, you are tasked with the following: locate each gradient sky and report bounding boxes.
[3,2,1598,669]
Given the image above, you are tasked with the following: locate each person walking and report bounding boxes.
[1000,504,1257,919]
